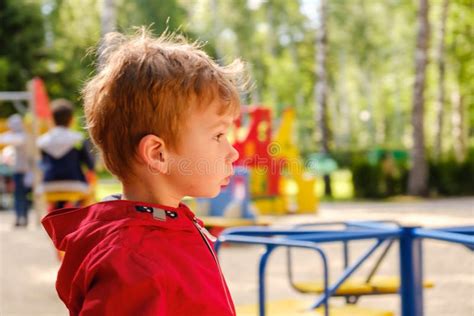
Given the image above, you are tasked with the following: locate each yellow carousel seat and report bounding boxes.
[294,275,434,296]
[236,299,394,316]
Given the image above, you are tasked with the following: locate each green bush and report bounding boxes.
[429,155,474,196]
[351,159,384,198]
[334,150,473,198]
[350,154,409,199]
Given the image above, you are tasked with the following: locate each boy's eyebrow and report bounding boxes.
[209,119,232,130]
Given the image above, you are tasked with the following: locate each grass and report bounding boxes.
[316,169,355,200]
[95,180,121,201]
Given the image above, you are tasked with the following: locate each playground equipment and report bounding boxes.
[286,222,433,303]
[234,106,318,215]
[207,106,318,219]
[270,108,318,214]
[215,222,474,316]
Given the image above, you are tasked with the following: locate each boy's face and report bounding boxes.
[166,98,239,198]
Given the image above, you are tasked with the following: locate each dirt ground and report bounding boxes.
[1,197,473,316]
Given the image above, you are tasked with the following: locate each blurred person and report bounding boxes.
[0,114,32,227]
[37,99,95,209]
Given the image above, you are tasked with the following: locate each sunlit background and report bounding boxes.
[0,0,473,315]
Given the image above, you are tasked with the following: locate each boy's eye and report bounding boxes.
[214,133,225,142]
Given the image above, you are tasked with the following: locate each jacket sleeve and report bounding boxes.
[79,247,167,316]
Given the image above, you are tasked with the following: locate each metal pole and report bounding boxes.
[258,246,273,316]
[27,80,47,225]
[399,227,424,316]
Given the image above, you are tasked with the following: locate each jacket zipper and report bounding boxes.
[193,217,235,316]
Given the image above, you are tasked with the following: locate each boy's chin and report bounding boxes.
[194,187,224,199]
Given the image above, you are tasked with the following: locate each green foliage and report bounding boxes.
[0,0,46,117]
[1,0,472,176]
[350,155,408,199]
[36,0,189,105]
[446,0,474,141]
[0,0,46,93]
[349,150,473,198]
[351,158,384,198]
[40,0,101,102]
[117,0,187,36]
[429,153,474,196]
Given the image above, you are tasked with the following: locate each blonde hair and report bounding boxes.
[82,29,246,180]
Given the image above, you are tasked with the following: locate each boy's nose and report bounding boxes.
[227,144,239,164]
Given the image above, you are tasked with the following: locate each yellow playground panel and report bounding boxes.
[250,108,318,215]
[272,108,318,215]
[236,299,394,316]
[253,195,287,216]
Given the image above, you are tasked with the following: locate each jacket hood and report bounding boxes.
[37,127,83,159]
[41,199,199,305]
[41,199,235,316]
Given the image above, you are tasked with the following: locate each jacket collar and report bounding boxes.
[42,199,198,251]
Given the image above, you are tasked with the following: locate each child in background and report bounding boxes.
[42,29,245,315]
[0,114,31,227]
[37,99,95,209]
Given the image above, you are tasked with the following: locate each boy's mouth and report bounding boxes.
[221,176,231,186]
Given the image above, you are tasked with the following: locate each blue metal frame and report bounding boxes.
[216,235,330,316]
[216,225,401,316]
[436,226,474,235]
[215,223,474,316]
[309,238,386,309]
[414,228,474,246]
[399,227,424,316]
[221,226,401,242]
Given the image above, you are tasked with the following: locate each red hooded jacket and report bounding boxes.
[42,199,236,316]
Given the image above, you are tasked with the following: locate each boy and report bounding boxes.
[42,30,244,315]
[37,99,95,209]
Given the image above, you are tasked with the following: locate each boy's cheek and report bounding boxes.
[186,180,221,198]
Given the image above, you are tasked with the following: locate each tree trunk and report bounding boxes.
[314,0,332,196]
[408,0,430,196]
[211,0,223,61]
[434,0,449,160]
[337,51,352,149]
[451,89,466,162]
[288,32,304,109]
[362,71,376,145]
[101,0,116,38]
[265,1,278,105]
[99,0,116,66]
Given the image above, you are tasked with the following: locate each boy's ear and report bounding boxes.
[137,134,168,174]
